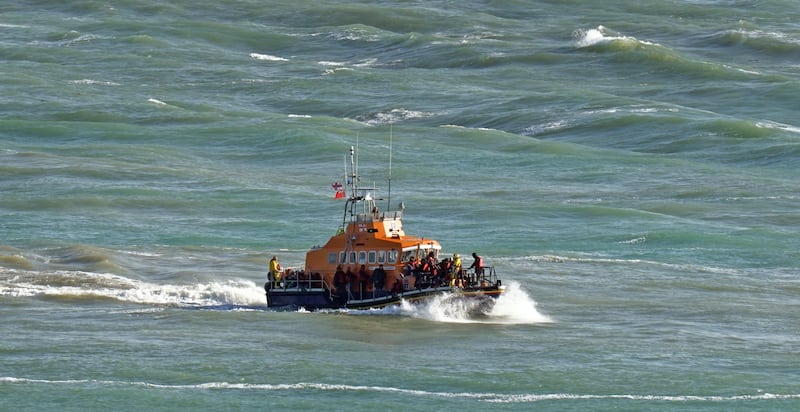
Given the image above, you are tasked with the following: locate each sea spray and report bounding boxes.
[384,281,551,324]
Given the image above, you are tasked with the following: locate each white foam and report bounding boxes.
[487,282,553,324]
[755,120,800,135]
[69,79,120,86]
[375,281,551,324]
[732,28,800,45]
[323,67,355,75]
[0,269,266,307]
[3,377,797,403]
[364,108,438,126]
[249,53,288,62]
[573,25,658,48]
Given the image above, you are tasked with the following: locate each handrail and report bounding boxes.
[454,266,497,287]
[270,271,329,292]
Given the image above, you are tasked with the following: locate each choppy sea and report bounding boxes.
[2,1,799,410]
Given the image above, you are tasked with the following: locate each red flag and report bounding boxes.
[331,182,345,199]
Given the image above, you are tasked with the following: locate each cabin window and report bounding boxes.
[328,253,337,264]
[349,251,356,264]
[377,250,386,263]
[358,251,366,265]
[388,249,399,263]
[368,251,376,264]
[339,252,346,264]
[401,250,416,262]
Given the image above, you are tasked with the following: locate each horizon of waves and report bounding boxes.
[2,377,797,404]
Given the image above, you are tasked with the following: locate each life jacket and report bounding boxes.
[452,256,462,272]
[334,270,346,286]
[269,259,280,273]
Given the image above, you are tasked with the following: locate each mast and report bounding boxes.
[387,125,392,213]
[349,145,357,198]
[341,145,362,230]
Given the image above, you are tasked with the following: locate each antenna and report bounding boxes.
[355,133,359,189]
[349,145,356,197]
[387,125,392,212]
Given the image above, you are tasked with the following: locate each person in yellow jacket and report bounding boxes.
[268,256,282,287]
[450,253,462,287]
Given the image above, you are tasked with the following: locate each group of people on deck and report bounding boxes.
[332,263,388,300]
[404,252,484,289]
[267,252,485,300]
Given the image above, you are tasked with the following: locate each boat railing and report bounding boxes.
[270,271,330,293]
[405,266,499,290]
[457,266,499,288]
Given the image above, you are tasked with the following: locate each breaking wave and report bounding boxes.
[0,268,266,307]
[573,25,659,49]
[3,377,797,404]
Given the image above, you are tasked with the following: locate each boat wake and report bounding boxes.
[385,281,552,324]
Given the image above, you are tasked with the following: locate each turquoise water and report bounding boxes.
[2,1,799,410]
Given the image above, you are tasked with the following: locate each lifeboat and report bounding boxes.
[265,146,505,310]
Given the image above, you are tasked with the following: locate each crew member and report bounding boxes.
[451,253,462,287]
[469,252,484,276]
[452,253,462,273]
[345,266,356,299]
[333,265,347,302]
[372,264,387,294]
[268,256,282,288]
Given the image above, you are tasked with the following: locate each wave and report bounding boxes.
[573,25,660,50]
[572,25,660,50]
[68,79,120,86]
[0,268,266,307]
[520,99,800,164]
[0,254,32,270]
[712,28,800,55]
[573,25,759,81]
[3,377,797,403]
[510,254,742,276]
[249,53,289,62]
[355,108,441,126]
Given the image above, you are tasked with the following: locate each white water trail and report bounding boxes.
[389,281,552,324]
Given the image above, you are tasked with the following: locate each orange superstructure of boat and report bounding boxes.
[265,146,504,310]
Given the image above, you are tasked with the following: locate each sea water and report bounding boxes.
[2,1,799,410]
